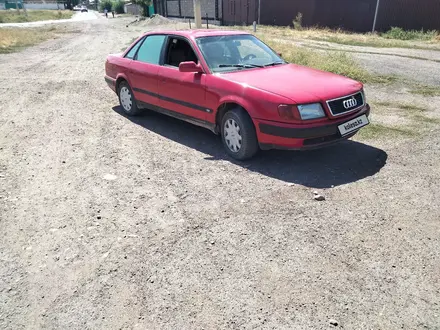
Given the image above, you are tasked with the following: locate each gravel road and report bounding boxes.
[0,16,439,330]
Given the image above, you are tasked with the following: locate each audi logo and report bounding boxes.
[343,97,358,109]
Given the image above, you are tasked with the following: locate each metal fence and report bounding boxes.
[222,0,258,26]
[153,0,440,32]
[154,0,222,22]
[376,0,440,31]
[221,0,440,32]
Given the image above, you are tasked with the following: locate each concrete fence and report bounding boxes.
[23,2,62,9]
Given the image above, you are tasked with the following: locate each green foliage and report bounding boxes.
[292,12,303,30]
[131,0,152,16]
[357,123,416,140]
[409,85,440,97]
[99,0,113,12]
[112,0,125,14]
[382,27,438,41]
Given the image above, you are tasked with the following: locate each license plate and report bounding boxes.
[338,114,369,136]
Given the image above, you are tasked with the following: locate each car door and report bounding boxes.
[157,36,209,123]
[128,34,167,108]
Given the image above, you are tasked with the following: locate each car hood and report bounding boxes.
[220,64,363,104]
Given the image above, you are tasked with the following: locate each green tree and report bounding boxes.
[64,0,80,10]
[131,0,151,17]
[99,0,113,12]
[112,0,125,14]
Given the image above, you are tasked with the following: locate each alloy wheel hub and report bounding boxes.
[120,87,132,111]
[224,118,242,152]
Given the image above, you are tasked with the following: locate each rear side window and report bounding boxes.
[136,35,166,64]
[125,38,144,59]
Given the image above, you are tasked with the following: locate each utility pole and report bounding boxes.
[372,0,380,33]
[193,0,202,28]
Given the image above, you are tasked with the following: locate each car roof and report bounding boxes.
[144,30,250,39]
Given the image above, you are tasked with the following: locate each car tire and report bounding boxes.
[221,108,259,160]
[118,81,141,116]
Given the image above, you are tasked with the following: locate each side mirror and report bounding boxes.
[278,52,282,57]
[179,61,203,73]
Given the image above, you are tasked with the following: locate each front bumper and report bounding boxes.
[256,105,370,150]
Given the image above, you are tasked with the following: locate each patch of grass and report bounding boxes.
[372,101,426,114]
[412,114,440,124]
[0,10,73,23]
[0,27,57,53]
[382,27,438,41]
[400,104,426,112]
[312,34,438,49]
[264,38,391,83]
[357,123,416,140]
[301,43,440,64]
[415,114,440,125]
[369,75,398,85]
[292,12,303,31]
[374,101,393,107]
[409,86,440,97]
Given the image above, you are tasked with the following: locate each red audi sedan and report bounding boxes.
[105,30,370,160]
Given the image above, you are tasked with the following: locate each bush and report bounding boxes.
[112,0,125,14]
[382,27,438,41]
[292,12,303,30]
[99,0,113,12]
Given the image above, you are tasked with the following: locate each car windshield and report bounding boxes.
[196,34,285,73]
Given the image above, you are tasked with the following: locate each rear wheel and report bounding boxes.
[118,81,141,116]
[221,108,259,160]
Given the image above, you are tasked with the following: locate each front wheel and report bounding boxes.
[118,81,141,116]
[221,108,259,160]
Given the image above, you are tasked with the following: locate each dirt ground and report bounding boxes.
[0,16,439,330]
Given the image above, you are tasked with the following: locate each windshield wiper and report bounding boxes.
[264,61,285,67]
[218,63,264,69]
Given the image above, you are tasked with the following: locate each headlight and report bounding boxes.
[297,103,326,120]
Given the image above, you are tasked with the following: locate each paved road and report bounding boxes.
[0,10,98,28]
[0,17,439,330]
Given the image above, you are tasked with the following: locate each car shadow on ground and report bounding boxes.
[113,106,388,188]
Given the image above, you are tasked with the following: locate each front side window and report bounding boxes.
[125,38,144,59]
[196,34,285,73]
[136,35,166,64]
[164,37,198,67]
